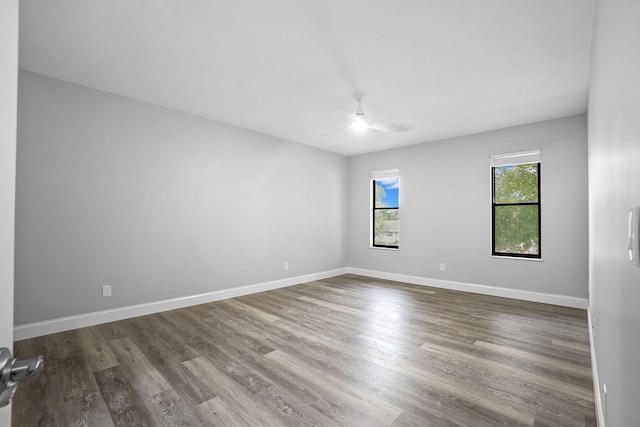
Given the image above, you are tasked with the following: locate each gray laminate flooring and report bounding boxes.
[12,274,596,426]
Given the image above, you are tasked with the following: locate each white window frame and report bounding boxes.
[490,150,541,259]
[370,168,400,250]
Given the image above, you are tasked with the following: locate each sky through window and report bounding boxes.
[376,177,399,207]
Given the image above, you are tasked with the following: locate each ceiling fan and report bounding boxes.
[324,92,413,136]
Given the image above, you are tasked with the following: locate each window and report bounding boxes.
[371,169,399,248]
[491,150,541,258]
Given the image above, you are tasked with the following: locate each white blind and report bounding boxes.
[370,168,399,180]
[490,150,541,167]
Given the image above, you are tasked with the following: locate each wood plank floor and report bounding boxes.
[12,274,596,426]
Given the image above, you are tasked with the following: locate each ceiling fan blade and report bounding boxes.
[324,93,412,136]
[322,124,353,136]
[369,122,413,133]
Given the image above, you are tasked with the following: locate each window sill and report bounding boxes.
[370,246,399,251]
[490,255,543,262]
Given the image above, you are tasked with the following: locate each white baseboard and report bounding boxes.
[588,308,605,427]
[346,267,589,309]
[14,266,589,341]
[13,268,349,341]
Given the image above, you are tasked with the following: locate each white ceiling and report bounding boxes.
[18,0,595,156]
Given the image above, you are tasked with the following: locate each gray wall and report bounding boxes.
[14,71,590,330]
[588,0,640,424]
[348,115,589,298]
[0,0,18,424]
[15,71,348,325]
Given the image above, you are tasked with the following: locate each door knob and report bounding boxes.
[0,347,44,407]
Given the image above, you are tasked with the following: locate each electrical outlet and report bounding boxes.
[439,263,446,272]
[102,285,112,298]
[284,262,289,271]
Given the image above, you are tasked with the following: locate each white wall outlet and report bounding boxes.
[102,285,112,298]
[439,263,446,272]
[284,262,289,271]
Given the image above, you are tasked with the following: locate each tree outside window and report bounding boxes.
[492,160,541,258]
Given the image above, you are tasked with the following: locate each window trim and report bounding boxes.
[372,179,399,249]
[491,156,541,259]
[370,169,400,250]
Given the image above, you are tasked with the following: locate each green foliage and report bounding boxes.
[493,164,539,255]
[494,164,538,204]
[375,184,387,208]
[374,184,387,240]
[494,206,539,254]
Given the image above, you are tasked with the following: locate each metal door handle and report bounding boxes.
[0,347,44,407]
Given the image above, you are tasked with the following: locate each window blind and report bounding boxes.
[370,168,400,180]
[490,150,541,167]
